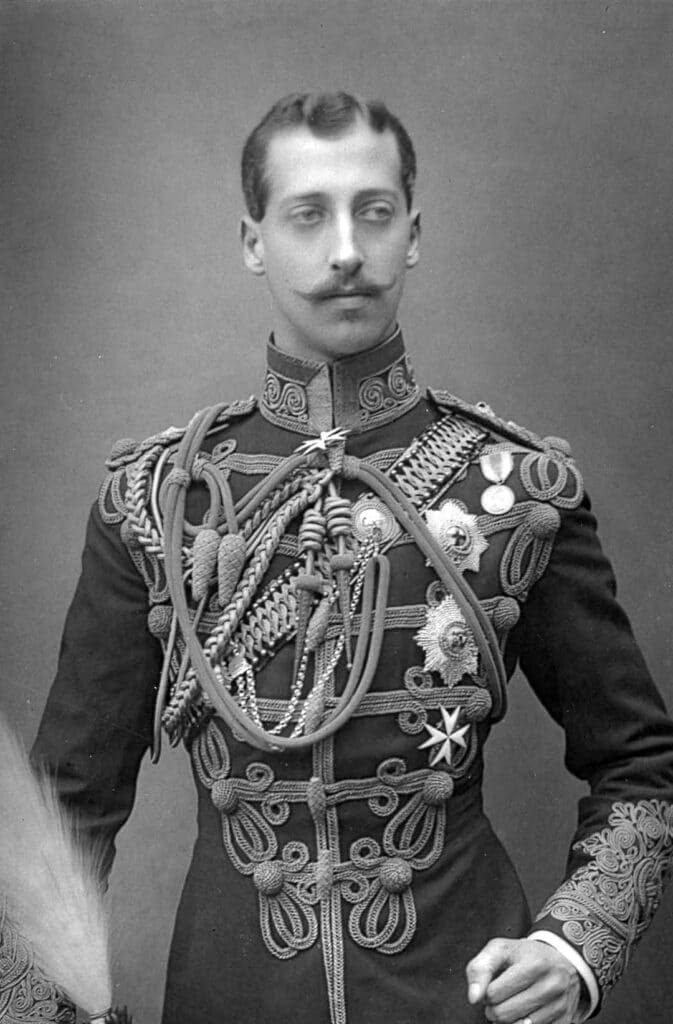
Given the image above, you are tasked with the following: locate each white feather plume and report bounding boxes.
[0,712,112,1015]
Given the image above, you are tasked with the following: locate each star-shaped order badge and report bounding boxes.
[418,706,470,767]
[414,595,479,688]
[425,499,488,573]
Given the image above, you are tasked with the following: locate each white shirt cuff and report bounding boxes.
[527,930,599,1021]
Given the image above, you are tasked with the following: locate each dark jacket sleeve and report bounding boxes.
[514,494,673,1001]
[31,500,163,880]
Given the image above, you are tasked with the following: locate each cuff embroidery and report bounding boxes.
[0,897,75,1023]
[535,799,673,994]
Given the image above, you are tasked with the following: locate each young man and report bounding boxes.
[29,93,673,1024]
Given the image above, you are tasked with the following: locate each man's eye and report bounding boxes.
[292,208,324,225]
[359,204,394,222]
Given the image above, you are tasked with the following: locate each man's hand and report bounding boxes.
[465,938,582,1024]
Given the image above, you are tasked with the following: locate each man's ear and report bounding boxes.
[406,210,421,268]
[240,216,266,276]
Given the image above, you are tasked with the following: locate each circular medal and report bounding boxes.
[480,484,515,516]
[352,496,399,545]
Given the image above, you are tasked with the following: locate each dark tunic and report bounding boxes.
[31,332,673,1024]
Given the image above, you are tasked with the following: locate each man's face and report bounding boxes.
[241,119,420,362]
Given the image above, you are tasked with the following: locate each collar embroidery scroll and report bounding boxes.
[260,332,420,437]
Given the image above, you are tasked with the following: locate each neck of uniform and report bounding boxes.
[259,327,421,436]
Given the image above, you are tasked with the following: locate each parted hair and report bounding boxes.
[241,91,417,222]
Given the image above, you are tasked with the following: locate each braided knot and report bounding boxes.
[106,437,138,467]
[253,861,284,896]
[528,504,561,539]
[465,688,493,721]
[120,518,141,549]
[165,467,191,490]
[422,772,454,806]
[211,779,240,815]
[147,604,173,639]
[190,455,210,481]
[341,455,360,479]
[379,857,412,894]
[492,597,520,632]
[543,435,573,457]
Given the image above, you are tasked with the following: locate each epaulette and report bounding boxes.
[428,387,574,460]
[104,396,258,470]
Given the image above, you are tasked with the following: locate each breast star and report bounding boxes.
[425,499,488,574]
[418,706,470,767]
[414,596,479,688]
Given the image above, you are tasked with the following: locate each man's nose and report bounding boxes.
[329,214,364,275]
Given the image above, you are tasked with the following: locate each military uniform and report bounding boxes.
[29,331,673,1023]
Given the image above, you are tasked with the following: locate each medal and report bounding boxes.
[479,450,515,515]
[352,496,400,545]
[480,484,515,515]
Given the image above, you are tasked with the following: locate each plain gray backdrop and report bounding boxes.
[2,1,673,1021]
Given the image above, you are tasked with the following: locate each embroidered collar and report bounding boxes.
[259,329,421,436]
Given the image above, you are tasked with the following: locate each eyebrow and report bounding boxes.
[280,188,400,208]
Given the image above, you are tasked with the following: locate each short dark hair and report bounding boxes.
[241,91,417,222]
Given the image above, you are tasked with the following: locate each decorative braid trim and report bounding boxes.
[214,447,405,480]
[217,451,286,475]
[164,410,489,741]
[100,397,256,511]
[357,352,420,429]
[429,388,576,461]
[260,351,420,436]
[261,369,310,431]
[388,415,486,509]
[191,719,481,965]
[0,897,75,1023]
[535,800,673,993]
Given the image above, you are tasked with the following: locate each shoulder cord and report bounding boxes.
[161,406,507,753]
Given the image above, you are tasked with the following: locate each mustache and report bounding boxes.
[300,278,390,302]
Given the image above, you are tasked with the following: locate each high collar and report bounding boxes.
[259,328,421,436]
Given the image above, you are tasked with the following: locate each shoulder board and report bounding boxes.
[428,387,574,459]
[104,396,257,470]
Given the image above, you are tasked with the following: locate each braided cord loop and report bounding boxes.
[162,408,391,752]
[161,405,507,750]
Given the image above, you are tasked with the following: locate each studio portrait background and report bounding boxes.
[2,1,673,1021]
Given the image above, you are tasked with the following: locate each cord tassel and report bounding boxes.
[305,594,332,653]
[217,533,246,607]
[292,506,327,681]
[292,570,323,680]
[324,493,354,666]
[191,527,220,601]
